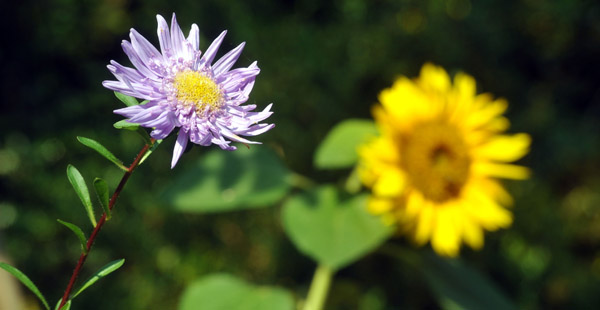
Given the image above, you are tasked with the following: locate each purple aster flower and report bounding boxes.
[103,13,274,168]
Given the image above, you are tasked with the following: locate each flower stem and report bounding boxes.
[303,264,334,310]
[58,140,155,309]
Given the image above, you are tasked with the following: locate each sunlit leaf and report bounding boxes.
[66,165,97,227]
[421,252,516,310]
[179,274,294,310]
[93,178,111,220]
[54,300,71,310]
[114,91,139,107]
[163,147,291,213]
[282,186,393,270]
[71,259,125,299]
[113,120,140,131]
[139,139,161,165]
[57,219,88,254]
[0,262,50,310]
[76,137,127,171]
[314,119,378,169]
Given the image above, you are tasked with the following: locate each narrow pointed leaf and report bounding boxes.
[113,120,140,131]
[139,139,162,165]
[114,91,139,107]
[71,259,125,299]
[77,137,128,171]
[55,299,72,310]
[93,178,111,220]
[66,165,97,227]
[57,219,88,254]
[0,262,50,310]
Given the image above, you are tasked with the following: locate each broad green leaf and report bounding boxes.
[113,120,140,131]
[162,147,291,213]
[0,262,50,310]
[179,274,294,310]
[114,91,138,107]
[314,119,378,169]
[55,299,72,310]
[282,186,393,270]
[93,178,111,220]
[66,165,97,227]
[421,252,516,310]
[77,137,127,171]
[71,259,125,299]
[57,219,88,254]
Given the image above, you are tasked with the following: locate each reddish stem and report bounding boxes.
[58,140,154,309]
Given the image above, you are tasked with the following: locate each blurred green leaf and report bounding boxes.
[0,262,50,310]
[57,219,88,254]
[179,274,294,310]
[55,300,71,310]
[113,120,140,131]
[76,137,128,171]
[114,91,139,107]
[421,252,516,310]
[93,178,111,220]
[282,186,393,270]
[162,147,291,213]
[314,119,378,169]
[66,165,97,227]
[71,259,125,300]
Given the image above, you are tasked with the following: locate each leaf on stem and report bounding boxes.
[76,137,128,171]
[66,165,97,227]
[113,120,140,131]
[0,262,50,310]
[114,91,139,107]
[139,139,162,165]
[55,299,72,310]
[71,259,125,300]
[93,178,111,220]
[57,219,88,254]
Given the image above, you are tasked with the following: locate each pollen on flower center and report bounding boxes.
[173,70,223,114]
[402,121,471,203]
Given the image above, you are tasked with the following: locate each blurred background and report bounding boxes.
[1,0,600,309]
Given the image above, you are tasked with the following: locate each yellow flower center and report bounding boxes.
[173,71,223,114]
[402,121,471,203]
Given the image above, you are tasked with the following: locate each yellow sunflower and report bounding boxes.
[358,63,530,257]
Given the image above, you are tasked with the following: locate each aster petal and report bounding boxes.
[200,30,227,66]
[113,101,158,118]
[236,123,274,136]
[213,42,246,77]
[156,14,172,58]
[130,29,162,67]
[170,13,187,59]
[187,23,200,51]
[171,130,189,168]
[121,40,159,80]
[218,125,261,145]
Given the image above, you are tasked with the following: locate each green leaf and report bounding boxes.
[314,119,378,169]
[282,186,393,270]
[162,147,292,213]
[54,300,71,310]
[71,259,125,299]
[93,178,111,220]
[0,262,50,310]
[113,120,140,131]
[179,274,294,310]
[139,139,162,165]
[421,252,516,310]
[66,165,97,227]
[57,219,88,254]
[114,91,139,107]
[76,137,128,171]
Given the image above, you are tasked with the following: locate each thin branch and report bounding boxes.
[58,139,155,309]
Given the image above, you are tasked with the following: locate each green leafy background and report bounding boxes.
[1,0,599,309]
